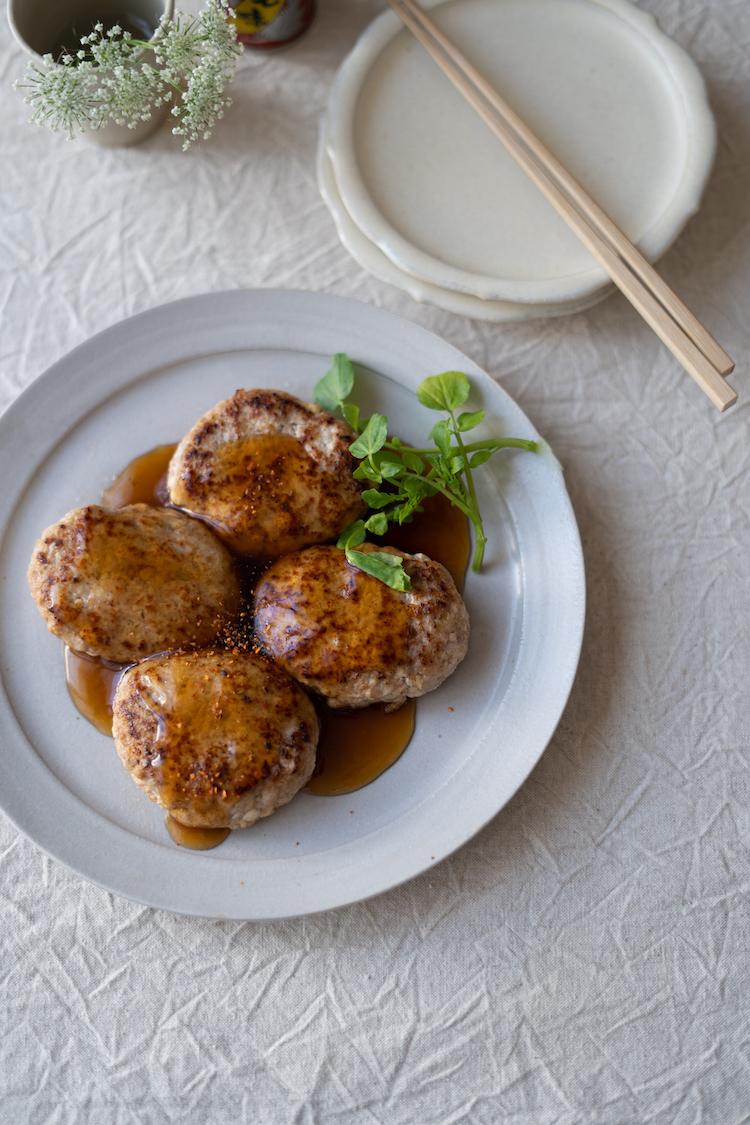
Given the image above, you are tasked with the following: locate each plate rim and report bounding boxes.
[0,289,585,919]
[326,0,716,304]
[317,110,615,322]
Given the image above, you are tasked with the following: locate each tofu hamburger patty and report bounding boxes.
[27,503,240,663]
[112,649,319,829]
[167,389,367,557]
[253,543,470,711]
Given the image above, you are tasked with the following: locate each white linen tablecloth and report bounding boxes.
[2,1,749,1120]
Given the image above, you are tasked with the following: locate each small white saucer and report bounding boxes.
[326,0,716,305]
[318,113,613,321]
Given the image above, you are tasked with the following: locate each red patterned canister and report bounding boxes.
[229,0,316,49]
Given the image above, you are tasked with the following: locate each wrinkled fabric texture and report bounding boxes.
[2,0,750,1121]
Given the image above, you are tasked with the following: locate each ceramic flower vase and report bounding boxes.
[8,0,175,145]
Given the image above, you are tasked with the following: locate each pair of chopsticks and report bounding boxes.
[385,0,737,412]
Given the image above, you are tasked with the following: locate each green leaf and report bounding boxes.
[445,474,467,500]
[314,353,355,413]
[353,463,382,482]
[342,403,360,432]
[450,455,467,475]
[417,371,471,412]
[349,414,388,458]
[397,505,418,525]
[346,550,411,591]
[401,451,425,473]
[401,475,430,499]
[361,489,393,509]
[457,409,485,432]
[429,419,452,460]
[336,520,366,550]
[364,512,388,535]
[469,449,492,469]
[373,452,405,478]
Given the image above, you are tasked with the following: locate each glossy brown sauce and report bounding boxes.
[65,647,124,736]
[381,491,470,593]
[177,434,322,557]
[164,814,231,850]
[102,443,177,508]
[210,433,314,511]
[65,439,470,846]
[306,698,416,796]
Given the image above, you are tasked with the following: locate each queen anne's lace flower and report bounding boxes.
[13,0,239,147]
[199,0,244,65]
[83,23,134,71]
[97,63,168,125]
[15,55,98,138]
[151,15,204,83]
[171,59,229,149]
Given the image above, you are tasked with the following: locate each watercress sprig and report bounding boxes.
[336,521,411,592]
[316,353,537,583]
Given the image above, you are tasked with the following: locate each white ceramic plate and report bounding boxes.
[318,112,614,322]
[327,0,716,304]
[0,290,585,920]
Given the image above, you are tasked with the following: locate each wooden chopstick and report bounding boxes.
[395,0,734,378]
[385,0,738,412]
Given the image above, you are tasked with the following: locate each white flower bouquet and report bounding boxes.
[14,0,243,148]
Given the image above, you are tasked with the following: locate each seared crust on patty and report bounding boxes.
[167,389,367,557]
[27,504,240,662]
[254,544,470,711]
[112,650,319,828]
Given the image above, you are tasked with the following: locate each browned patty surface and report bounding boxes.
[167,389,367,557]
[27,503,240,662]
[253,544,470,710]
[112,649,319,829]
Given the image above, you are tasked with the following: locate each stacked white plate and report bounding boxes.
[320,0,717,322]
